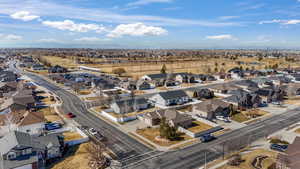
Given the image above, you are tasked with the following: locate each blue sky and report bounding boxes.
[0,0,300,49]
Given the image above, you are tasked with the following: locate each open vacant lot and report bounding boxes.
[38,55,291,79]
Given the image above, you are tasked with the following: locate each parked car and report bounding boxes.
[216,116,231,123]
[260,101,268,107]
[67,112,76,118]
[95,133,104,141]
[270,144,288,152]
[272,102,281,105]
[200,134,216,143]
[45,123,62,130]
[88,128,98,135]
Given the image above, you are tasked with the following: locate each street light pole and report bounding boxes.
[204,150,207,169]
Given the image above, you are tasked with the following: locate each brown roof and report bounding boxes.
[0,82,18,89]
[193,99,231,112]
[164,109,193,125]
[144,109,193,126]
[209,84,241,91]
[19,111,45,126]
[0,110,27,126]
[12,95,35,106]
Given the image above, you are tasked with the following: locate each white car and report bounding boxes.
[216,116,230,123]
[88,128,98,135]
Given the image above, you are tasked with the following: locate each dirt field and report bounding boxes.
[38,55,294,79]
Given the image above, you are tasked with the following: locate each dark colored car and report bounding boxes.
[45,123,62,130]
[200,134,216,142]
[67,112,76,118]
[270,144,288,152]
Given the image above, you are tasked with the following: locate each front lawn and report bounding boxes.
[136,127,192,147]
[231,113,250,123]
[187,121,213,133]
[63,132,83,141]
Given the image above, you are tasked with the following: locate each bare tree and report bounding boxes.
[85,143,107,169]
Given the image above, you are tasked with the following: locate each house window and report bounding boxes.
[7,152,16,160]
[26,148,32,154]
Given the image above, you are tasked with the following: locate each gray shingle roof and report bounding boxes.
[158,90,189,100]
[0,131,33,155]
[115,97,148,107]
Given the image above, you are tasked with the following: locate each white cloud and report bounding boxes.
[0,0,240,27]
[259,19,282,24]
[0,34,23,41]
[10,11,39,21]
[107,23,167,38]
[284,20,300,25]
[218,16,240,20]
[259,19,300,25]
[206,34,237,40]
[42,20,107,33]
[75,37,110,42]
[127,0,173,6]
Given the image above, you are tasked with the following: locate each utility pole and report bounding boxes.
[222,142,225,160]
[204,150,207,169]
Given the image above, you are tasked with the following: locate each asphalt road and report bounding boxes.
[8,61,154,162]
[125,107,300,169]
[9,61,300,169]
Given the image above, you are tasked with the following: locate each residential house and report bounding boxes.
[141,109,193,128]
[251,78,274,88]
[267,86,286,104]
[0,71,17,82]
[34,134,64,160]
[235,80,259,90]
[0,95,35,112]
[149,90,190,107]
[48,65,68,73]
[186,88,214,100]
[175,73,197,83]
[268,76,292,85]
[193,99,232,120]
[0,131,44,169]
[0,110,45,136]
[228,67,244,80]
[0,131,64,169]
[0,82,18,93]
[209,84,241,94]
[136,80,151,90]
[111,98,150,114]
[120,80,137,91]
[224,89,262,109]
[31,64,46,71]
[283,83,300,97]
[0,82,19,97]
[18,111,45,135]
[141,73,168,81]
[287,74,300,83]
